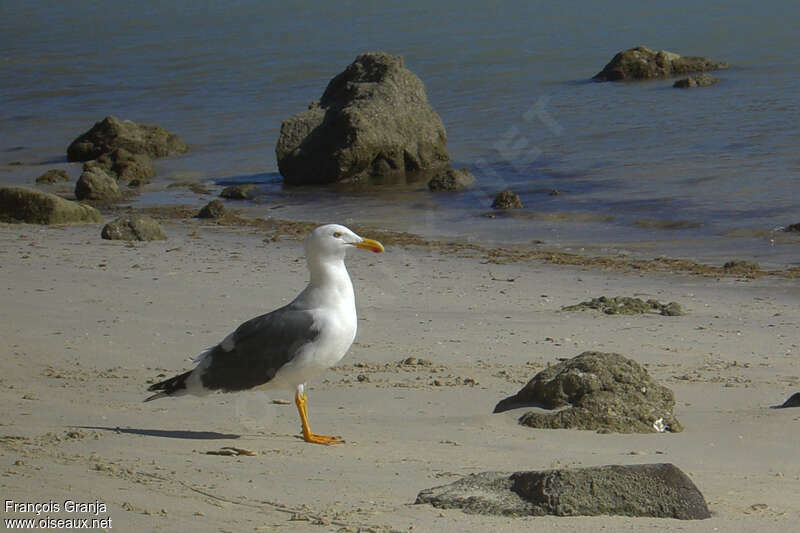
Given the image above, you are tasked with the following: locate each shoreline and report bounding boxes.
[124,203,800,280]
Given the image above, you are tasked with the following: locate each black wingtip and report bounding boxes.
[145,370,192,401]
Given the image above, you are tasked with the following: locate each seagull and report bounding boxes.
[145,224,384,445]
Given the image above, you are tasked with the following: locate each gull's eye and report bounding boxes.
[333,231,342,238]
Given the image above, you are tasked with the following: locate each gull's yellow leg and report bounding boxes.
[294,390,344,445]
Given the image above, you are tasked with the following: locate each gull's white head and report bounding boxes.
[305,224,384,261]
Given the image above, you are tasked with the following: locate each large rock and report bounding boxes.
[75,167,123,201]
[67,116,188,162]
[593,46,728,82]
[416,464,710,519]
[276,52,450,185]
[101,214,166,241]
[494,351,682,433]
[0,186,102,225]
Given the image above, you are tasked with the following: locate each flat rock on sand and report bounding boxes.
[0,186,102,225]
[494,351,683,433]
[416,463,710,519]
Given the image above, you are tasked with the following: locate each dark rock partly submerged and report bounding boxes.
[593,45,728,82]
[220,184,258,200]
[673,73,719,88]
[492,189,523,209]
[0,186,102,225]
[276,52,450,185]
[428,168,476,191]
[495,351,682,433]
[416,464,710,519]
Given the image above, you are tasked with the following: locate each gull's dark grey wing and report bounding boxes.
[198,305,320,392]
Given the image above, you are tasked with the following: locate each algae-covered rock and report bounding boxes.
[416,463,710,519]
[0,186,102,225]
[562,296,683,316]
[494,351,682,433]
[101,214,166,241]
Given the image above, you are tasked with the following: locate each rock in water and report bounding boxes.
[492,189,523,209]
[276,52,450,185]
[219,184,257,200]
[428,168,476,191]
[416,464,710,519]
[101,214,167,241]
[0,186,102,225]
[593,46,728,82]
[673,73,719,88]
[494,351,682,433]
[67,116,188,162]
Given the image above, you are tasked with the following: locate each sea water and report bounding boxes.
[1,0,798,267]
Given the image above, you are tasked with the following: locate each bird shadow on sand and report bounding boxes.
[76,426,240,440]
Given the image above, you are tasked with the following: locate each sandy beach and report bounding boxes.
[1,216,798,532]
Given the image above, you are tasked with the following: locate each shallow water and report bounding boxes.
[2,1,799,267]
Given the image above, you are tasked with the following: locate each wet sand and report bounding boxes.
[1,216,799,532]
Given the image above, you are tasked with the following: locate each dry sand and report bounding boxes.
[1,218,798,532]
